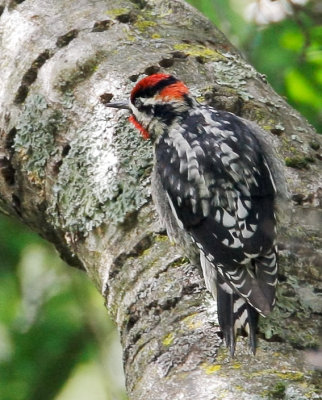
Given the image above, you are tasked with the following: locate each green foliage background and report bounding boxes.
[0,2,320,400]
[189,0,322,132]
[0,216,126,400]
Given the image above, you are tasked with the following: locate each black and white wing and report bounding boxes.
[155,107,278,354]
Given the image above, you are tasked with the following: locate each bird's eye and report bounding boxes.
[134,98,143,109]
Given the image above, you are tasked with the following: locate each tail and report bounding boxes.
[200,252,277,355]
[217,275,259,356]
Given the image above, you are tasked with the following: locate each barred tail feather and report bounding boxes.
[200,252,274,355]
[254,248,278,308]
[217,276,259,356]
[220,264,273,317]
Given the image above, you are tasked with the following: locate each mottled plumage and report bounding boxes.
[106,73,287,355]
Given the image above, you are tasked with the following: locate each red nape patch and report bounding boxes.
[129,115,150,140]
[131,73,171,102]
[157,82,189,100]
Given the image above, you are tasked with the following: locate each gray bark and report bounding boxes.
[0,0,321,398]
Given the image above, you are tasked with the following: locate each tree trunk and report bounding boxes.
[0,0,321,398]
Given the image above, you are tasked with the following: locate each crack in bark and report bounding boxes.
[129,0,146,10]
[56,29,79,48]
[0,156,15,185]
[123,288,205,364]
[109,233,154,280]
[115,11,138,24]
[12,193,22,216]
[8,0,25,7]
[14,50,53,104]
[91,19,114,33]
[5,127,17,156]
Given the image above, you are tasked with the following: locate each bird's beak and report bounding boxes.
[104,102,130,110]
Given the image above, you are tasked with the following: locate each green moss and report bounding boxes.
[248,369,304,381]
[280,134,316,170]
[243,101,274,122]
[140,247,152,257]
[173,43,226,62]
[14,94,65,182]
[309,140,320,151]
[265,381,286,399]
[285,156,313,169]
[134,18,156,32]
[196,96,205,103]
[201,362,221,374]
[56,52,105,93]
[154,234,169,242]
[276,371,304,381]
[162,332,174,346]
[167,257,189,268]
[105,8,130,17]
[182,313,203,330]
[232,363,241,369]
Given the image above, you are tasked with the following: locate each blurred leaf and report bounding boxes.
[285,68,322,108]
[0,216,126,400]
[0,273,20,324]
[16,244,69,331]
[187,0,322,132]
[0,324,13,363]
[188,0,253,46]
[56,362,110,400]
[280,29,304,51]
[311,25,322,45]
[307,50,322,66]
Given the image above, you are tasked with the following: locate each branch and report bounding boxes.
[0,0,321,398]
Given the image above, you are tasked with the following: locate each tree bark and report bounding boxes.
[0,0,321,398]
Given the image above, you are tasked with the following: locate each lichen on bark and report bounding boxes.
[0,0,321,399]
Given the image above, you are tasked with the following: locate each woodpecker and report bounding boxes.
[106,73,286,355]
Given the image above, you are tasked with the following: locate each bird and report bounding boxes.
[105,73,287,355]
